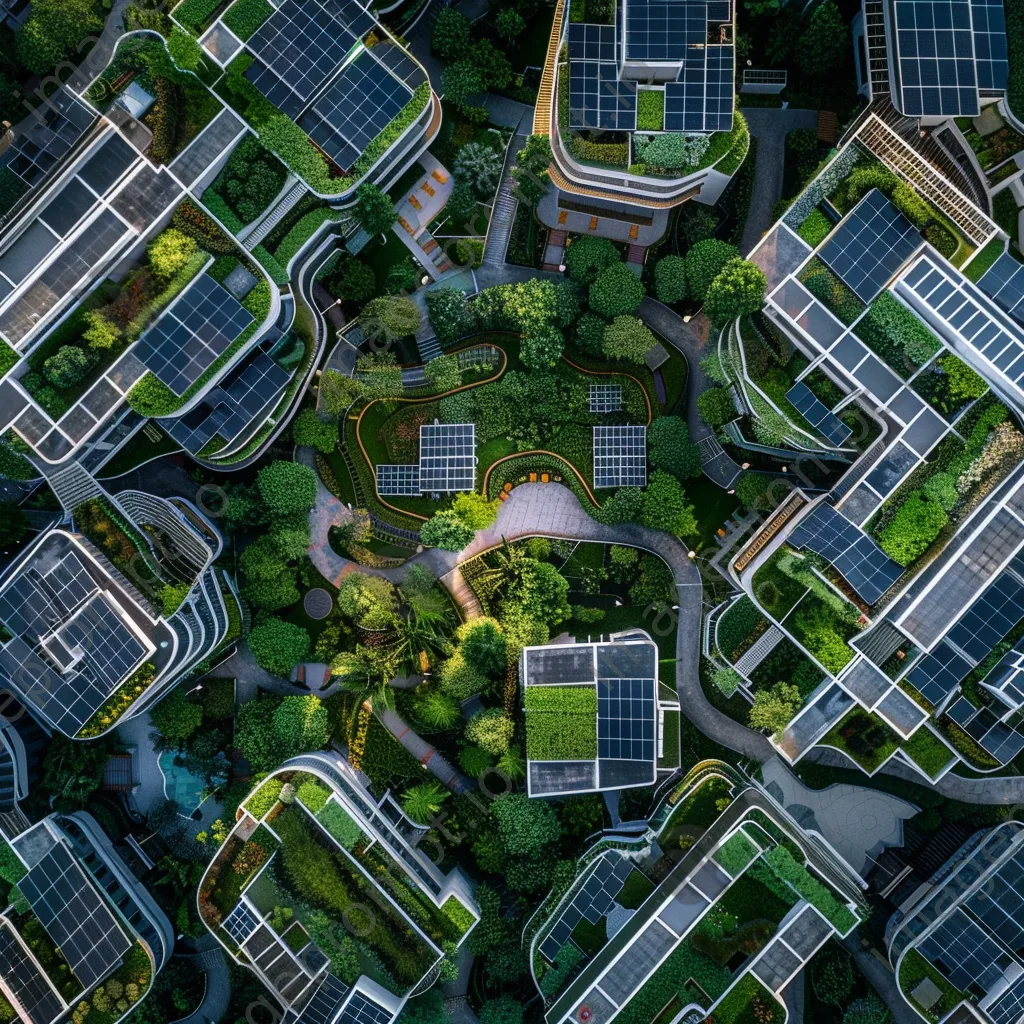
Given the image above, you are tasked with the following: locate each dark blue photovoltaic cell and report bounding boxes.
[789,504,903,605]
[819,190,920,303]
[906,640,972,706]
[978,252,1024,328]
[971,0,1008,91]
[786,382,853,446]
[569,62,637,130]
[597,677,654,761]
[568,22,617,60]
[946,572,1024,663]
[663,46,734,133]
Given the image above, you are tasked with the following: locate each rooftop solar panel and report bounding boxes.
[819,190,921,303]
[664,45,734,133]
[297,974,349,1024]
[419,423,476,492]
[53,593,146,682]
[377,463,421,496]
[892,0,980,117]
[0,921,64,1024]
[134,274,254,396]
[300,52,410,171]
[323,0,374,35]
[977,251,1024,328]
[0,89,95,189]
[624,0,708,62]
[919,907,1012,993]
[20,842,131,991]
[786,381,853,446]
[339,993,393,1024]
[569,62,638,130]
[947,571,1024,663]
[598,677,654,762]
[971,0,1008,90]
[593,425,646,488]
[224,901,260,945]
[789,503,903,605]
[988,975,1024,1024]
[568,22,617,60]
[589,384,622,413]
[908,640,973,706]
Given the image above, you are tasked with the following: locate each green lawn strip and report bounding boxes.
[664,775,733,832]
[98,428,181,479]
[714,831,759,876]
[760,846,857,933]
[660,709,681,769]
[751,548,810,621]
[898,949,967,1022]
[899,726,955,779]
[963,237,1007,282]
[821,708,899,774]
[617,869,656,909]
[710,974,779,1024]
[524,685,597,760]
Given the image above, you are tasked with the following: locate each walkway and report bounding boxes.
[637,297,744,488]
[738,107,820,256]
[375,705,470,792]
[483,133,529,267]
[391,154,456,281]
[175,948,231,1024]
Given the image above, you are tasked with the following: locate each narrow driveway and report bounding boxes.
[739,108,820,256]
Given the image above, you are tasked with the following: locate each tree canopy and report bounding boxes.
[648,416,701,479]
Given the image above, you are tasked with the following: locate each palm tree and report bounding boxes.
[474,538,530,597]
[332,648,400,708]
[386,611,453,677]
[401,781,450,824]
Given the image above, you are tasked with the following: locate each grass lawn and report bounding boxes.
[751,548,808,621]
[98,428,181,479]
[686,475,740,552]
[599,602,678,661]
[900,726,955,779]
[822,709,899,773]
[898,949,967,1022]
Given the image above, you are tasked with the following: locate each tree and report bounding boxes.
[573,312,607,355]
[0,502,28,549]
[318,370,365,416]
[877,494,948,565]
[735,472,777,511]
[402,781,450,824]
[479,997,524,1024]
[239,535,301,610]
[451,491,500,530]
[456,618,506,676]
[82,311,120,351]
[521,325,565,369]
[843,995,891,1024]
[748,681,801,735]
[432,6,470,60]
[273,694,330,757]
[415,690,461,729]
[42,735,116,809]
[43,346,89,388]
[596,486,645,525]
[148,228,198,280]
[257,461,317,519]
[234,695,283,772]
[248,617,311,677]
[470,40,512,91]
[696,386,735,427]
[356,351,405,400]
[327,259,377,304]
[385,258,419,295]
[641,470,697,537]
[361,295,421,339]
[466,708,515,755]
[336,573,397,623]
[685,239,739,302]
[565,236,620,284]
[553,280,581,327]
[454,143,503,198]
[798,0,846,79]
[492,793,561,855]
[495,7,525,39]
[654,255,688,304]
[425,354,462,392]
[589,263,645,318]
[16,0,102,73]
[704,258,768,327]
[648,416,701,479]
[939,354,988,401]
[426,287,473,346]
[514,559,571,624]
[602,315,655,364]
[150,687,203,742]
[421,509,476,550]
[812,947,855,1006]
[292,408,337,454]
[353,182,396,237]
[446,181,478,227]
[442,60,485,108]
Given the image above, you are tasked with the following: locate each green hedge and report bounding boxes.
[854,290,942,376]
[244,777,283,818]
[0,341,16,378]
[525,685,597,760]
[798,209,832,248]
[201,190,246,235]
[316,801,364,849]
[222,0,273,39]
[762,846,857,933]
[714,831,759,876]
[273,208,343,265]
[637,90,664,131]
[173,0,222,33]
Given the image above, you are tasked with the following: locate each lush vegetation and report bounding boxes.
[524,686,597,760]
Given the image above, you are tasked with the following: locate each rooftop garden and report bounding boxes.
[897,948,968,1022]
[201,135,288,234]
[956,111,1024,173]
[524,685,597,761]
[853,291,942,381]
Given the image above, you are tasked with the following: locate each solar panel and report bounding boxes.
[339,993,393,1024]
[978,252,1024,328]
[624,0,707,62]
[892,0,980,117]
[55,593,147,687]
[971,0,1008,90]
[299,974,350,1024]
[788,503,903,605]
[664,45,734,133]
[0,921,65,1024]
[244,0,357,112]
[569,62,637,130]
[419,423,476,492]
[323,0,374,35]
[989,976,1024,1024]
[908,640,973,706]
[134,274,254,396]
[300,52,410,171]
[598,677,654,761]
[20,842,131,990]
[920,907,1014,993]
[568,23,617,61]
[0,88,95,188]
[947,572,1024,663]
[589,384,622,413]
[819,190,921,303]
[786,382,852,446]
[593,425,646,488]
[224,901,260,944]
[377,464,421,496]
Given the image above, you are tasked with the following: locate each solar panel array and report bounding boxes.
[593,425,647,488]
[624,0,708,62]
[919,907,1012,993]
[945,699,1024,763]
[135,275,254,396]
[897,255,1024,390]
[589,384,622,413]
[892,0,980,117]
[598,678,655,761]
[0,89,94,188]
[57,595,146,682]
[664,46,734,132]
[298,974,349,1024]
[0,550,92,639]
[946,572,1024,662]
[224,901,260,945]
[906,639,973,706]
[419,423,476,492]
[818,190,921,303]
[539,856,634,961]
[970,0,1008,90]
[977,251,1024,328]
[568,22,616,60]
[377,463,421,496]
[243,0,357,117]
[786,382,853,446]
[0,922,64,1024]
[21,843,131,990]
[569,62,637,130]
[966,848,1024,954]
[300,51,411,170]
[789,504,904,605]
[339,993,394,1024]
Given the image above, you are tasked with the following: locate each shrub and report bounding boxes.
[573,312,607,355]
[432,7,471,61]
[589,263,645,318]
[43,345,89,388]
[891,182,931,229]
[636,90,664,131]
[648,416,701,479]
[257,460,318,518]
[696,386,735,427]
[222,0,273,40]
[564,236,619,284]
[877,494,948,566]
[762,846,857,931]
[248,617,310,676]
[245,777,284,818]
[634,133,710,169]
[465,709,515,755]
[704,258,767,328]
[455,143,503,198]
[653,255,687,304]
[939,354,988,401]
[296,778,330,813]
[148,227,199,280]
[524,685,597,760]
[292,408,337,453]
[685,239,738,302]
[425,354,462,392]
[317,801,364,848]
[855,291,941,370]
[602,315,655,363]
[748,681,801,735]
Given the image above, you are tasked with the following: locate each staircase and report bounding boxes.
[47,461,104,516]
[734,625,785,676]
[532,0,565,135]
[416,334,443,362]
[483,137,527,267]
[401,366,427,387]
[0,742,16,813]
[626,243,646,265]
[244,180,309,251]
[347,227,373,254]
[541,228,567,271]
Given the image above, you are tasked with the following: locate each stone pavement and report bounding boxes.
[762,757,918,877]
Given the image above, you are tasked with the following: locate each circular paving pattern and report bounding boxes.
[303,587,333,620]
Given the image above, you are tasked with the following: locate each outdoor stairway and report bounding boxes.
[47,460,104,515]
[244,179,308,251]
[532,0,564,135]
[416,334,443,362]
[401,366,427,387]
[483,137,527,266]
[0,742,15,813]
[626,243,646,265]
[734,625,785,676]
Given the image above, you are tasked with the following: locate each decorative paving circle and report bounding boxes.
[303,587,333,620]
